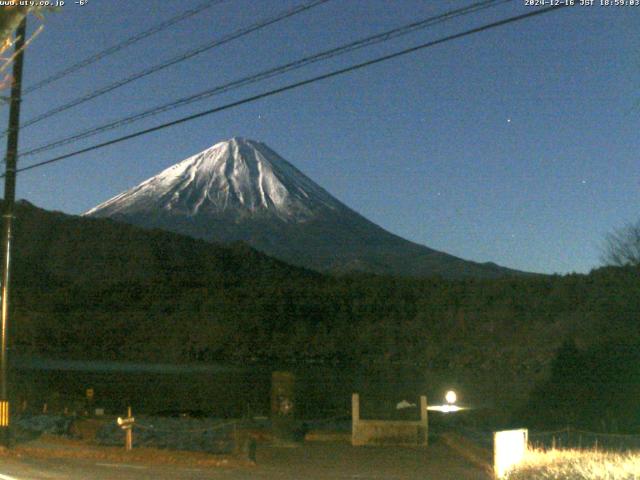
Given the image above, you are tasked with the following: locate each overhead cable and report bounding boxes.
[12,4,569,176]
[21,0,509,158]
[10,0,332,134]
[22,0,228,95]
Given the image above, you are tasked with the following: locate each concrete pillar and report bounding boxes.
[352,393,360,423]
[351,393,360,446]
[420,395,427,422]
[420,395,428,446]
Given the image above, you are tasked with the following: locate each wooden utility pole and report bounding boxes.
[117,406,135,450]
[125,406,133,451]
[0,16,27,446]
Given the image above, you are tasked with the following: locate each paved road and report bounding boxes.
[0,441,490,479]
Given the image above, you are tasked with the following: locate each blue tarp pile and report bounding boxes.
[14,414,76,436]
[96,416,238,453]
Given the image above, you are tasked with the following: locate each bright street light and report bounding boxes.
[445,390,457,404]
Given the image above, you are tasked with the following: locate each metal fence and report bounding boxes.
[529,427,640,452]
[455,426,640,453]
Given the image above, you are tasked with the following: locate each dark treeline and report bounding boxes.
[523,338,640,433]
[6,201,640,428]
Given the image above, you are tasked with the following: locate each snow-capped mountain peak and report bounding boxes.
[85,137,523,279]
[85,137,339,221]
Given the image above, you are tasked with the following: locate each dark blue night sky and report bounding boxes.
[3,0,638,274]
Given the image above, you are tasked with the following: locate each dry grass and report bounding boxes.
[505,448,640,480]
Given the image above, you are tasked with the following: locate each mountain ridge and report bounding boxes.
[86,137,527,279]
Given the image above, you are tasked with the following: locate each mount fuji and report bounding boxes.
[86,137,521,278]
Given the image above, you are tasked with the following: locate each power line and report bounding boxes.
[8,0,332,136]
[11,4,569,177]
[22,0,227,95]
[20,0,510,158]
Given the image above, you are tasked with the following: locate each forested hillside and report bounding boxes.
[6,201,640,424]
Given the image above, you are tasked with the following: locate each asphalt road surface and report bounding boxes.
[0,441,490,479]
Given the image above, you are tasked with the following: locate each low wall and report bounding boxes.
[351,393,428,447]
[352,419,427,446]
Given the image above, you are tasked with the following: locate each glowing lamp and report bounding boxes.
[445,390,457,404]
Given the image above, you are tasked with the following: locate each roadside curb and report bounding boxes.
[0,434,252,469]
[440,432,494,477]
[304,431,350,442]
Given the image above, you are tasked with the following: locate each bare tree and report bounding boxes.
[602,220,640,267]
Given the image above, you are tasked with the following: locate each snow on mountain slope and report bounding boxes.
[86,137,525,279]
[86,137,340,221]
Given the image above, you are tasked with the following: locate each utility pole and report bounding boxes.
[0,17,27,446]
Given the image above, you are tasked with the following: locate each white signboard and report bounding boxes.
[493,428,528,478]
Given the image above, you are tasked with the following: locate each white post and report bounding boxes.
[493,429,528,478]
[420,395,428,446]
[351,393,360,445]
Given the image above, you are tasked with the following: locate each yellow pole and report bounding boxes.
[125,406,132,451]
